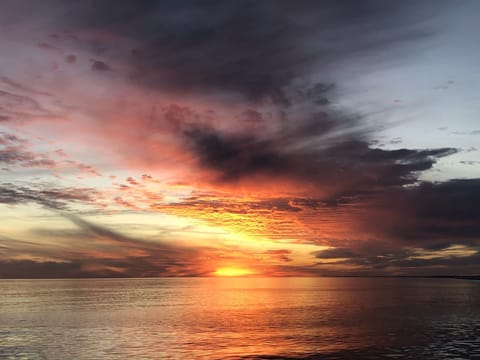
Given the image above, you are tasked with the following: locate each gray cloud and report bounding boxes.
[314,245,480,275]
[6,0,442,103]
[0,260,87,279]
[0,183,95,209]
[368,179,480,247]
[184,121,455,196]
[91,60,111,72]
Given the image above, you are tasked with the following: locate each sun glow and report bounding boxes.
[214,267,255,277]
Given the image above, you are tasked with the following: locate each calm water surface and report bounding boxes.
[1,277,479,359]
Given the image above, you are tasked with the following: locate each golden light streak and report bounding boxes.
[214,267,256,277]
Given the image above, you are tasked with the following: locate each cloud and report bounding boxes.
[0,76,52,97]
[91,60,111,72]
[13,213,222,278]
[155,176,480,275]
[0,0,477,278]
[0,132,35,164]
[65,54,76,64]
[0,132,102,177]
[313,242,480,276]
[264,249,293,262]
[61,212,144,245]
[0,1,455,196]
[0,259,87,279]
[64,159,102,176]
[301,178,480,274]
[2,176,479,277]
[0,75,56,122]
[155,177,480,247]
[313,247,359,259]
[27,0,439,103]
[184,120,455,197]
[365,179,480,248]
[0,183,96,209]
[0,210,226,278]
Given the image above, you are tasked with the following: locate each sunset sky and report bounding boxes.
[1,0,479,278]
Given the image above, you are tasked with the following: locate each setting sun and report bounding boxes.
[214,267,255,277]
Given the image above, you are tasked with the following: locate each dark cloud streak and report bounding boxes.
[184,122,455,197]
[0,183,95,209]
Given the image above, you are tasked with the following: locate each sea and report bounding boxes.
[0,277,479,359]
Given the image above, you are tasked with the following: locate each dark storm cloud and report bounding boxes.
[4,0,459,201]
[184,126,285,181]
[41,0,457,210]
[184,123,455,194]
[154,76,456,193]
[307,178,480,275]
[370,179,480,247]
[47,0,441,102]
[308,178,480,273]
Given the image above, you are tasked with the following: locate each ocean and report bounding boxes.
[1,277,479,359]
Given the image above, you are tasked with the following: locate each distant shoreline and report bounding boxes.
[414,275,480,281]
[0,275,479,280]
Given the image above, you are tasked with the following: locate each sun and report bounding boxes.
[214,267,255,277]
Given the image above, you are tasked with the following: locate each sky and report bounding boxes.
[1,0,480,278]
